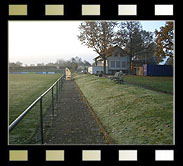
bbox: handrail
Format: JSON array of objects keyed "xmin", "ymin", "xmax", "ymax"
[
  {"xmin": 9, "ymin": 74, "xmax": 65, "ymax": 143},
  {"xmin": 9, "ymin": 96, "xmax": 41, "ymax": 131}
]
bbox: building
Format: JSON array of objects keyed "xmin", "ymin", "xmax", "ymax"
[
  {"xmin": 143, "ymin": 64, "xmax": 173, "ymax": 76},
  {"xmin": 88, "ymin": 46, "xmax": 130, "ymax": 74},
  {"xmin": 131, "ymin": 52, "xmax": 159, "ymax": 76},
  {"xmin": 134, "ymin": 67, "xmax": 144, "ymax": 76}
]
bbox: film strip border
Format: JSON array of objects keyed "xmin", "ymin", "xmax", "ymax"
[
  {"xmin": 8, "ymin": 4, "xmax": 174, "ymax": 16},
  {"xmin": 7, "ymin": 149, "xmax": 175, "ymax": 162},
  {"xmin": 1, "ymin": 0, "xmax": 179, "ymax": 166}
]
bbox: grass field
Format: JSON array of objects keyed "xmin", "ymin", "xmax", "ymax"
[
  {"xmin": 124, "ymin": 75, "xmax": 173, "ymax": 94},
  {"xmin": 9, "ymin": 74, "xmax": 61, "ymax": 144},
  {"xmin": 73, "ymin": 74, "xmax": 174, "ymax": 145}
]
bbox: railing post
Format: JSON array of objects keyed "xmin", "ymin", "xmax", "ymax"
[
  {"xmin": 40, "ymin": 97, "xmax": 44, "ymax": 144},
  {"xmin": 9, "ymin": 76, "xmax": 63, "ymax": 137},
  {"xmin": 52, "ymin": 87, "xmax": 54, "ymax": 116},
  {"xmin": 60, "ymin": 78, "xmax": 62, "ymax": 90},
  {"xmin": 56, "ymin": 82, "xmax": 58, "ymax": 101},
  {"xmin": 59, "ymin": 79, "xmax": 60, "ymax": 93},
  {"xmin": 61, "ymin": 78, "xmax": 63, "ymax": 90}
]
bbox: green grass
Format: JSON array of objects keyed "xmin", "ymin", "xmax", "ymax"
[
  {"xmin": 9, "ymin": 74, "xmax": 61, "ymax": 144},
  {"xmin": 73, "ymin": 74, "xmax": 174, "ymax": 145},
  {"xmin": 124, "ymin": 75, "xmax": 173, "ymax": 94}
]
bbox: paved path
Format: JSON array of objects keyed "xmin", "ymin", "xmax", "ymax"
[{"xmin": 45, "ymin": 80, "xmax": 107, "ymax": 144}]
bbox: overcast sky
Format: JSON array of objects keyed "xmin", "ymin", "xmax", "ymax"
[{"xmin": 8, "ymin": 21, "xmax": 166, "ymax": 66}]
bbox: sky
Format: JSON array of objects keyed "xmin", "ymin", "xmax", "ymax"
[{"xmin": 9, "ymin": 21, "xmax": 167, "ymax": 66}]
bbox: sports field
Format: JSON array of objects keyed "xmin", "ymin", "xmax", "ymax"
[{"xmin": 9, "ymin": 74, "xmax": 61, "ymax": 144}]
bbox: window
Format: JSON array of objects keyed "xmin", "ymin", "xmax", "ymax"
[
  {"xmin": 97, "ymin": 61, "xmax": 102, "ymax": 66},
  {"xmin": 111, "ymin": 61, "xmax": 115, "ymax": 67},
  {"xmin": 116, "ymin": 61, "xmax": 120, "ymax": 68},
  {"xmin": 122, "ymin": 61, "xmax": 126, "ymax": 68}
]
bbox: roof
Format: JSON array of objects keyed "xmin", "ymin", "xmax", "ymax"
[{"xmin": 94, "ymin": 45, "xmax": 130, "ymax": 60}]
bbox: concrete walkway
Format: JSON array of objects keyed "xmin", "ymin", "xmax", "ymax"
[{"xmin": 45, "ymin": 80, "xmax": 107, "ymax": 144}]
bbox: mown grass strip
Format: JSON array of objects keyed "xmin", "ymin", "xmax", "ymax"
[
  {"xmin": 73, "ymin": 74, "xmax": 173, "ymax": 145},
  {"xmin": 74, "ymin": 79, "xmax": 115, "ymax": 144}
]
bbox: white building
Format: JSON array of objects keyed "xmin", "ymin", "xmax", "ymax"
[{"xmin": 88, "ymin": 46, "xmax": 130, "ymax": 74}]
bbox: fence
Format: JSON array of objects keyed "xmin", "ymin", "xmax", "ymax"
[{"xmin": 9, "ymin": 74, "xmax": 65, "ymax": 144}]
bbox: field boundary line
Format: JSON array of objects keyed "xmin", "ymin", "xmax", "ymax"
[{"xmin": 73, "ymin": 79, "xmax": 115, "ymax": 144}]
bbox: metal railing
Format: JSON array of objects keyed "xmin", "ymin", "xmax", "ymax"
[{"xmin": 9, "ymin": 74, "xmax": 65, "ymax": 144}]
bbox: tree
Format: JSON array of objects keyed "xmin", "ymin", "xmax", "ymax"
[
  {"xmin": 115, "ymin": 22, "xmax": 142, "ymax": 70},
  {"xmin": 15, "ymin": 61, "xmax": 23, "ymax": 67},
  {"xmin": 71, "ymin": 63, "xmax": 78, "ymax": 72},
  {"xmin": 155, "ymin": 22, "xmax": 174, "ymax": 63},
  {"xmin": 83, "ymin": 60, "xmax": 91, "ymax": 67},
  {"xmin": 78, "ymin": 21, "xmax": 117, "ymax": 74},
  {"xmin": 69, "ymin": 57, "xmax": 78, "ymax": 72},
  {"xmin": 130, "ymin": 30, "xmax": 158, "ymax": 66},
  {"xmin": 56, "ymin": 59, "xmax": 66, "ymax": 67},
  {"xmin": 116, "ymin": 21, "xmax": 156, "ymax": 70}
]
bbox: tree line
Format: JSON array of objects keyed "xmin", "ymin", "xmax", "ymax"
[
  {"xmin": 55, "ymin": 57, "xmax": 91, "ymax": 71},
  {"xmin": 9, "ymin": 56, "xmax": 91, "ymax": 72},
  {"xmin": 78, "ymin": 21, "xmax": 174, "ymax": 74}
]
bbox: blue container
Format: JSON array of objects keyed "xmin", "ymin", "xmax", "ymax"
[{"xmin": 143, "ymin": 64, "xmax": 173, "ymax": 76}]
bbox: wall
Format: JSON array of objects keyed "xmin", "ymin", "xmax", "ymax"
[
  {"xmin": 135, "ymin": 67, "xmax": 143, "ymax": 76},
  {"xmin": 143, "ymin": 64, "xmax": 173, "ymax": 76},
  {"xmin": 88, "ymin": 66, "xmax": 108, "ymax": 74},
  {"xmin": 108, "ymin": 55, "xmax": 130, "ymax": 71}
]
